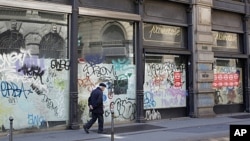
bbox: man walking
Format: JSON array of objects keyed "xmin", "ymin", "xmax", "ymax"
[{"xmin": 83, "ymin": 83, "xmax": 106, "ymax": 134}]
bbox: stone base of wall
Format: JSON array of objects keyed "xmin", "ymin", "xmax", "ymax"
[{"xmin": 197, "ymin": 107, "xmax": 216, "ymax": 118}]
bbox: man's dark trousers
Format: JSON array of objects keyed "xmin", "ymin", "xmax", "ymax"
[{"xmin": 85, "ymin": 112, "xmax": 104, "ymax": 132}]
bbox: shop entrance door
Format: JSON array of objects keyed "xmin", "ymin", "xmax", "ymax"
[{"xmin": 143, "ymin": 53, "xmax": 188, "ymax": 119}]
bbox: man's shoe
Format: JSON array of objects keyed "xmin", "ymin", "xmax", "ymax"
[{"xmin": 83, "ymin": 125, "xmax": 89, "ymax": 134}]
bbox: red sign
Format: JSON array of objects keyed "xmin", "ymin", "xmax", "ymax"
[
  {"xmin": 213, "ymin": 72, "xmax": 240, "ymax": 88},
  {"xmin": 174, "ymin": 72, "xmax": 182, "ymax": 87}
]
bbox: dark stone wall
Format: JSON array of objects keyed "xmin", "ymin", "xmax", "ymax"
[
  {"xmin": 78, "ymin": 0, "xmax": 135, "ymax": 13},
  {"xmin": 143, "ymin": 0, "xmax": 188, "ymax": 25},
  {"xmin": 26, "ymin": 0, "xmax": 70, "ymax": 5}
]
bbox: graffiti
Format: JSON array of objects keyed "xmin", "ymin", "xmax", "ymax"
[
  {"xmin": 8, "ymin": 97, "xmax": 18, "ymax": 104},
  {"xmin": 144, "ymin": 62, "xmax": 186, "ymax": 109},
  {"xmin": 1, "ymin": 81, "xmax": 33, "ymax": 99},
  {"xmin": 147, "ymin": 62, "xmax": 185, "ymax": 77},
  {"xmin": 82, "ymin": 63, "xmax": 116, "ymax": 77},
  {"xmin": 51, "ymin": 59, "xmax": 70, "ymax": 71},
  {"xmin": 42, "ymin": 94, "xmax": 59, "ymax": 116},
  {"xmin": 78, "ymin": 76, "xmax": 95, "ymax": 92},
  {"xmin": 46, "ymin": 68, "xmax": 57, "ymax": 89},
  {"xmin": 161, "ymin": 88, "xmax": 186, "ymax": 106},
  {"xmin": 54, "ymin": 89, "xmax": 66, "ymax": 118},
  {"xmin": 152, "ymin": 75, "xmax": 165, "ymax": 86},
  {"xmin": 30, "ymin": 83, "xmax": 59, "ymax": 116},
  {"xmin": 218, "ymin": 67, "xmax": 236, "ymax": 73},
  {"xmin": 18, "ymin": 64, "xmax": 45, "ymax": 84},
  {"xmin": 112, "ymin": 58, "xmax": 134, "ymax": 71},
  {"xmin": 16, "ymin": 55, "xmax": 45, "ymax": 70},
  {"xmin": 144, "ymin": 91, "xmax": 156, "ymax": 109},
  {"xmin": 78, "ymin": 61, "xmax": 136, "ymax": 123},
  {"xmin": 0, "ymin": 19, "xmax": 69, "ymax": 130},
  {"xmin": 0, "ymin": 50, "xmax": 29, "ymax": 71},
  {"xmin": 146, "ymin": 63, "xmax": 185, "ymax": 88},
  {"xmin": 106, "ymin": 81, "xmax": 114, "ymax": 99},
  {"xmin": 107, "ymin": 98, "xmax": 136, "ymax": 120},
  {"xmin": 1, "ymin": 72, "xmax": 33, "ymax": 84},
  {"xmin": 84, "ymin": 54, "xmax": 105, "ymax": 66},
  {"xmin": 30, "ymin": 83, "xmax": 47, "ymax": 96},
  {"xmin": 28, "ymin": 114, "xmax": 46, "ymax": 127},
  {"xmin": 145, "ymin": 109, "xmax": 161, "ymax": 120}
]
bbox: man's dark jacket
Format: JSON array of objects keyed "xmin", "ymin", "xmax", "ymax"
[{"xmin": 88, "ymin": 87, "xmax": 104, "ymax": 114}]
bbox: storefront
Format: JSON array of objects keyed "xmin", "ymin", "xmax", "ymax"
[
  {"xmin": 0, "ymin": 1, "xmax": 71, "ymax": 130},
  {"xmin": 211, "ymin": 9, "xmax": 246, "ymax": 114},
  {"xmin": 1, "ymin": 0, "xmax": 250, "ymax": 132},
  {"xmin": 142, "ymin": 0, "xmax": 191, "ymax": 119},
  {"xmin": 76, "ymin": 6, "xmax": 141, "ymax": 124}
]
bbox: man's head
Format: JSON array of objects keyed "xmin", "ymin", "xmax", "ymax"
[{"xmin": 99, "ymin": 83, "xmax": 106, "ymax": 91}]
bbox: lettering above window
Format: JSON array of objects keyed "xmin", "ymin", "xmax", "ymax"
[
  {"xmin": 143, "ymin": 23, "xmax": 182, "ymax": 46},
  {"xmin": 212, "ymin": 31, "xmax": 239, "ymax": 49}
]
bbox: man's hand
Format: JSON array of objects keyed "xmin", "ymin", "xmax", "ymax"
[{"xmin": 89, "ymin": 105, "xmax": 93, "ymax": 110}]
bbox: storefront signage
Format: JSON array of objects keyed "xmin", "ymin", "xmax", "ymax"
[
  {"xmin": 212, "ymin": 31, "xmax": 238, "ymax": 49},
  {"xmin": 212, "ymin": 73, "xmax": 239, "ymax": 88},
  {"xmin": 212, "ymin": 65, "xmax": 243, "ymax": 104},
  {"xmin": 198, "ymin": 71, "xmax": 213, "ymax": 81},
  {"xmin": 143, "ymin": 23, "xmax": 182, "ymax": 44}
]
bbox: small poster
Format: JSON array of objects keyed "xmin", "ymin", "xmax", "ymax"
[{"xmin": 174, "ymin": 71, "xmax": 182, "ymax": 87}]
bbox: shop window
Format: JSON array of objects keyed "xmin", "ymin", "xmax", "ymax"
[
  {"xmin": 212, "ymin": 31, "xmax": 242, "ymax": 52},
  {"xmin": 144, "ymin": 54, "xmax": 187, "ymax": 109},
  {"xmin": 0, "ymin": 6, "xmax": 69, "ymax": 130},
  {"xmin": 78, "ymin": 17, "xmax": 133, "ymax": 64},
  {"xmin": 0, "ymin": 8, "xmax": 68, "ymax": 58},
  {"xmin": 0, "ymin": 22, "xmax": 25, "ymax": 53},
  {"xmin": 39, "ymin": 25, "xmax": 65, "ymax": 58},
  {"xmin": 143, "ymin": 23, "xmax": 186, "ymax": 48},
  {"xmin": 78, "ymin": 16, "xmax": 136, "ymax": 123},
  {"xmin": 212, "ymin": 58, "xmax": 243, "ymax": 105}
]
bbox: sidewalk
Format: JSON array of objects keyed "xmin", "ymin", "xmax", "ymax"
[{"xmin": 1, "ymin": 113, "xmax": 250, "ymax": 141}]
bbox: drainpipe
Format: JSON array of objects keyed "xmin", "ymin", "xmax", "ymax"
[
  {"xmin": 69, "ymin": 0, "xmax": 80, "ymax": 129},
  {"xmin": 244, "ymin": 0, "xmax": 250, "ymax": 112},
  {"xmin": 135, "ymin": 0, "xmax": 145, "ymax": 123},
  {"xmin": 187, "ymin": 0, "xmax": 197, "ymax": 117}
]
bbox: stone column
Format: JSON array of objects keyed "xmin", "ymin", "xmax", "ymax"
[{"xmin": 193, "ymin": 0, "xmax": 215, "ymax": 117}]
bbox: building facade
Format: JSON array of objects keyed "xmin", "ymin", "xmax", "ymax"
[{"xmin": 0, "ymin": 0, "xmax": 249, "ymax": 131}]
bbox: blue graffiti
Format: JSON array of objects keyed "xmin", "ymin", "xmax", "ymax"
[
  {"xmin": 144, "ymin": 91, "xmax": 156, "ymax": 108},
  {"xmin": 28, "ymin": 114, "xmax": 46, "ymax": 127},
  {"xmin": 84, "ymin": 54, "xmax": 105, "ymax": 66},
  {"xmin": 1, "ymin": 81, "xmax": 33, "ymax": 99},
  {"xmin": 111, "ymin": 58, "xmax": 134, "ymax": 71}
]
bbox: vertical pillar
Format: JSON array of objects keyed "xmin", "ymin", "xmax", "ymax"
[
  {"xmin": 243, "ymin": 0, "xmax": 250, "ymax": 112},
  {"xmin": 193, "ymin": 0, "xmax": 215, "ymax": 117},
  {"xmin": 135, "ymin": 0, "xmax": 145, "ymax": 123},
  {"xmin": 187, "ymin": 3, "xmax": 196, "ymax": 117},
  {"xmin": 69, "ymin": 0, "xmax": 80, "ymax": 129}
]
